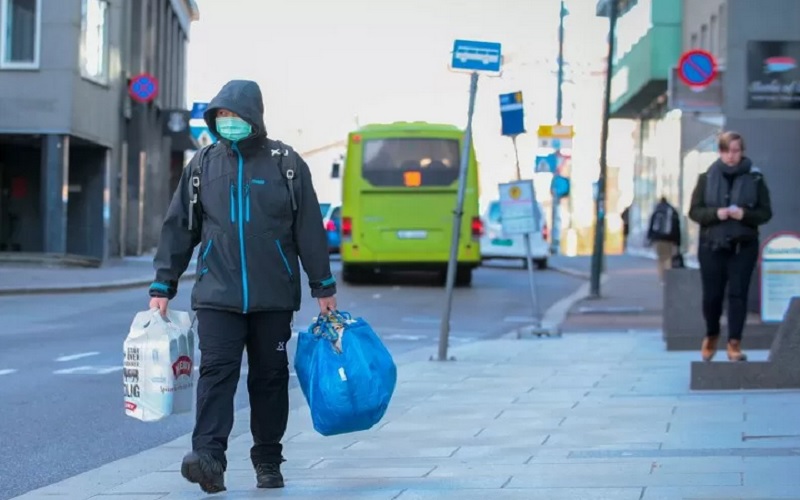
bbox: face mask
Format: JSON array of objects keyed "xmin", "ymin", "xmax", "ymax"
[{"xmin": 216, "ymin": 116, "xmax": 252, "ymax": 142}]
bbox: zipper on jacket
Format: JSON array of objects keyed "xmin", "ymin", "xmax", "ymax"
[
  {"xmin": 200, "ymin": 239, "xmax": 213, "ymax": 278},
  {"xmin": 245, "ymin": 181, "xmax": 251, "ymax": 223},
  {"xmin": 233, "ymin": 143, "xmax": 249, "ymax": 313},
  {"xmin": 229, "ymin": 183, "xmax": 236, "ymax": 223},
  {"xmin": 275, "ymin": 240, "xmax": 293, "ymax": 280}
]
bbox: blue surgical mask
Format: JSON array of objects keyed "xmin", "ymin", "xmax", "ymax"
[{"xmin": 216, "ymin": 116, "xmax": 252, "ymax": 142}]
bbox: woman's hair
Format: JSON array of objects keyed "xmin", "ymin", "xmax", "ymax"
[{"xmin": 718, "ymin": 131, "xmax": 745, "ymax": 152}]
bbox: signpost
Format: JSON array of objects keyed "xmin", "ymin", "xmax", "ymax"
[
  {"xmin": 677, "ymin": 49, "xmax": 718, "ymax": 89},
  {"xmin": 128, "ymin": 73, "xmax": 159, "ymax": 104},
  {"xmin": 760, "ymin": 232, "xmax": 800, "ymax": 323},
  {"xmin": 537, "ymin": 124, "xmax": 574, "ymax": 254},
  {"xmin": 437, "ymin": 39, "xmax": 502, "ymax": 362}
]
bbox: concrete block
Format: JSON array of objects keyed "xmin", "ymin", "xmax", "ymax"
[
  {"xmin": 691, "ymin": 298, "xmax": 800, "ymax": 390},
  {"xmin": 663, "ymin": 268, "xmax": 777, "ymax": 351}
]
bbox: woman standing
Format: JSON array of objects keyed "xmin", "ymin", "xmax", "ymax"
[{"xmin": 688, "ymin": 131, "xmax": 772, "ymax": 362}]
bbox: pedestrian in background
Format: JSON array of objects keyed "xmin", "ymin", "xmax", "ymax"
[
  {"xmin": 646, "ymin": 196, "xmax": 681, "ymax": 282},
  {"xmin": 148, "ymin": 80, "xmax": 337, "ymax": 493},
  {"xmin": 688, "ymin": 131, "xmax": 772, "ymax": 362}
]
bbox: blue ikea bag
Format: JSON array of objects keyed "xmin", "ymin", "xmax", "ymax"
[{"xmin": 294, "ymin": 310, "xmax": 397, "ymax": 436}]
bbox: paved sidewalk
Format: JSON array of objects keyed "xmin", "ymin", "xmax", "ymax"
[
  {"xmin": 0, "ymin": 253, "xmax": 196, "ymax": 295},
  {"xmin": 15, "ymin": 329, "xmax": 800, "ymax": 499}
]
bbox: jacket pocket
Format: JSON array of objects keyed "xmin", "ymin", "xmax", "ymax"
[
  {"xmin": 275, "ymin": 240, "xmax": 293, "ymax": 281},
  {"xmin": 198, "ymin": 239, "xmax": 213, "ymax": 280}
]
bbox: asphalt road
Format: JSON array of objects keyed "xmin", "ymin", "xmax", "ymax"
[{"xmin": 0, "ymin": 259, "xmax": 582, "ymax": 499}]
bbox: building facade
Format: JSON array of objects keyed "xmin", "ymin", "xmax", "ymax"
[
  {"xmin": 599, "ymin": 0, "xmax": 800, "ymax": 257},
  {"xmin": 0, "ymin": 0, "xmax": 198, "ymax": 262}
]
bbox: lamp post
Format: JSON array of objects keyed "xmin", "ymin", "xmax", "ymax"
[{"xmin": 590, "ymin": 0, "xmax": 619, "ymax": 297}]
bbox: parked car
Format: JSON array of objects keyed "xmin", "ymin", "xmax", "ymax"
[
  {"xmin": 321, "ymin": 204, "xmax": 341, "ymax": 254},
  {"xmin": 479, "ymin": 199, "xmax": 549, "ymax": 269}
]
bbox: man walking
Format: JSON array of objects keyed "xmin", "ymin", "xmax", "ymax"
[
  {"xmin": 647, "ymin": 196, "xmax": 682, "ymax": 282},
  {"xmin": 148, "ymin": 80, "xmax": 337, "ymax": 493}
]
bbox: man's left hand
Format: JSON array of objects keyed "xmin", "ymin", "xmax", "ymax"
[
  {"xmin": 318, "ymin": 296, "xmax": 337, "ymax": 315},
  {"xmin": 729, "ymin": 207, "xmax": 744, "ymax": 220}
]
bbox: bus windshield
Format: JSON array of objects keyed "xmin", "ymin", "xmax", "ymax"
[{"xmin": 361, "ymin": 138, "xmax": 460, "ymax": 187}]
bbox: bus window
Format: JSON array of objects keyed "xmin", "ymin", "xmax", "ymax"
[{"xmin": 361, "ymin": 138, "xmax": 460, "ymax": 187}]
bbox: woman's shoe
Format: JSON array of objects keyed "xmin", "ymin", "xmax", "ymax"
[
  {"xmin": 727, "ymin": 339, "xmax": 748, "ymax": 362},
  {"xmin": 701, "ymin": 335, "xmax": 719, "ymax": 361}
]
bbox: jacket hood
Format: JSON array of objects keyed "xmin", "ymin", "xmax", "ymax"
[{"xmin": 204, "ymin": 80, "xmax": 267, "ymax": 142}]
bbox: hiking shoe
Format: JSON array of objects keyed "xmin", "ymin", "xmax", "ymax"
[
  {"xmin": 255, "ymin": 462, "xmax": 285, "ymax": 488},
  {"xmin": 701, "ymin": 335, "xmax": 719, "ymax": 361},
  {"xmin": 181, "ymin": 451, "xmax": 226, "ymax": 494},
  {"xmin": 727, "ymin": 339, "xmax": 748, "ymax": 362}
]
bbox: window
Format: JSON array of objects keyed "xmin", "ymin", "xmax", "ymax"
[
  {"xmin": 0, "ymin": 0, "xmax": 41, "ymax": 69},
  {"xmin": 709, "ymin": 15, "xmax": 717, "ymax": 55},
  {"xmin": 700, "ymin": 24, "xmax": 708, "ymax": 50},
  {"xmin": 690, "ymin": 33, "xmax": 698, "ymax": 49},
  {"xmin": 361, "ymin": 138, "xmax": 461, "ymax": 187},
  {"xmin": 81, "ymin": 0, "xmax": 109, "ymax": 82}
]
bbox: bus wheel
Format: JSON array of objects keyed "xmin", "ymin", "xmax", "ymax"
[
  {"xmin": 342, "ymin": 264, "xmax": 366, "ymax": 284},
  {"xmin": 455, "ymin": 267, "xmax": 472, "ymax": 287}
]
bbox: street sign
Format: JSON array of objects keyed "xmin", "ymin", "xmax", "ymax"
[
  {"xmin": 498, "ymin": 180, "xmax": 538, "ymax": 235},
  {"xmin": 451, "ymin": 39, "xmax": 502, "ymax": 73},
  {"xmin": 128, "ymin": 73, "xmax": 159, "ymax": 103},
  {"xmin": 668, "ymin": 67, "xmax": 724, "ymax": 113},
  {"xmin": 760, "ymin": 232, "xmax": 800, "ymax": 323},
  {"xmin": 190, "ymin": 102, "xmax": 209, "ymax": 119},
  {"xmin": 537, "ymin": 124, "xmax": 574, "ymax": 149},
  {"xmin": 535, "ymin": 153, "xmax": 558, "ymax": 173},
  {"xmin": 551, "ymin": 175, "xmax": 570, "ymax": 198},
  {"xmin": 499, "ymin": 91, "xmax": 525, "ymax": 136},
  {"xmin": 677, "ymin": 49, "xmax": 717, "ymax": 88}
]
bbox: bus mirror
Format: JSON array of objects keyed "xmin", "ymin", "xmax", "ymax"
[{"xmin": 331, "ymin": 162, "xmax": 340, "ymax": 179}]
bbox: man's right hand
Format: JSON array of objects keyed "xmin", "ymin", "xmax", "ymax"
[
  {"xmin": 716, "ymin": 208, "xmax": 730, "ymax": 220},
  {"xmin": 149, "ymin": 297, "xmax": 169, "ymax": 317}
]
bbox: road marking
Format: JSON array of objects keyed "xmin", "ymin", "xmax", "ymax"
[
  {"xmin": 53, "ymin": 365, "xmax": 122, "ymax": 375},
  {"xmin": 55, "ymin": 352, "xmax": 100, "ymax": 362},
  {"xmin": 372, "ymin": 293, "xmax": 382, "ymax": 299},
  {"xmin": 0, "ymin": 369, "xmax": 16, "ymax": 376}
]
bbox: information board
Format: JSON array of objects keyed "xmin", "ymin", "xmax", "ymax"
[
  {"xmin": 760, "ymin": 232, "xmax": 800, "ymax": 323},
  {"xmin": 498, "ymin": 180, "xmax": 538, "ymax": 236}
]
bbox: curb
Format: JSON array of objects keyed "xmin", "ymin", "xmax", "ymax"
[
  {"xmin": 548, "ymin": 264, "xmax": 591, "ymax": 280},
  {"xmin": 0, "ymin": 272, "xmax": 197, "ymax": 296}
]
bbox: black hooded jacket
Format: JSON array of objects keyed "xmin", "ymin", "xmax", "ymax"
[{"xmin": 149, "ymin": 80, "xmax": 336, "ymax": 313}]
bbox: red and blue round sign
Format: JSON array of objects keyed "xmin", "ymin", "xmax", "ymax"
[
  {"xmin": 677, "ymin": 49, "xmax": 717, "ymax": 88},
  {"xmin": 128, "ymin": 73, "xmax": 159, "ymax": 103}
]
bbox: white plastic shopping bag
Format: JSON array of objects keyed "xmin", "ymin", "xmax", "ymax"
[{"xmin": 123, "ymin": 308, "xmax": 195, "ymax": 422}]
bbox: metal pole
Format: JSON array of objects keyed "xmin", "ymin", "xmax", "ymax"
[
  {"xmin": 590, "ymin": 0, "xmax": 618, "ymax": 297},
  {"xmin": 120, "ymin": 141, "xmax": 128, "ymax": 256},
  {"xmin": 438, "ymin": 71, "xmax": 479, "ymax": 362},
  {"xmin": 551, "ymin": 0, "xmax": 566, "ymax": 256},
  {"xmin": 512, "ymin": 136, "xmax": 542, "ymax": 326},
  {"xmin": 137, "ymin": 151, "xmax": 146, "ymax": 256}
]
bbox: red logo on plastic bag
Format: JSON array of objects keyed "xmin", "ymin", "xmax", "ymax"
[
  {"xmin": 172, "ymin": 355, "xmax": 193, "ymax": 377},
  {"xmin": 125, "ymin": 401, "xmax": 137, "ymax": 411}
]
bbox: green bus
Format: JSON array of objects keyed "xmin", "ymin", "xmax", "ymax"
[{"xmin": 339, "ymin": 121, "xmax": 482, "ymax": 286}]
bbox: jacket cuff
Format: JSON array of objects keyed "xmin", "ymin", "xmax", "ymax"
[
  {"xmin": 149, "ymin": 281, "xmax": 177, "ymax": 300},
  {"xmin": 309, "ymin": 275, "xmax": 337, "ymax": 298}
]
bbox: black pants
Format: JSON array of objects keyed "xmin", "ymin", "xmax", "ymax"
[
  {"xmin": 193, "ymin": 309, "xmax": 293, "ymax": 469},
  {"xmin": 698, "ymin": 240, "xmax": 759, "ymax": 341}
]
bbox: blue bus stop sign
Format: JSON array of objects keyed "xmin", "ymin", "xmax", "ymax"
[{"xmin": 451, "ymin": 39, "xmax": 502, "ymax": 73}]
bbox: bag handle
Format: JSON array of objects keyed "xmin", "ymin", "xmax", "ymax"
[{"xmin": 311, "ymin": 310, "xmax": 352, "ymax": 342}]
